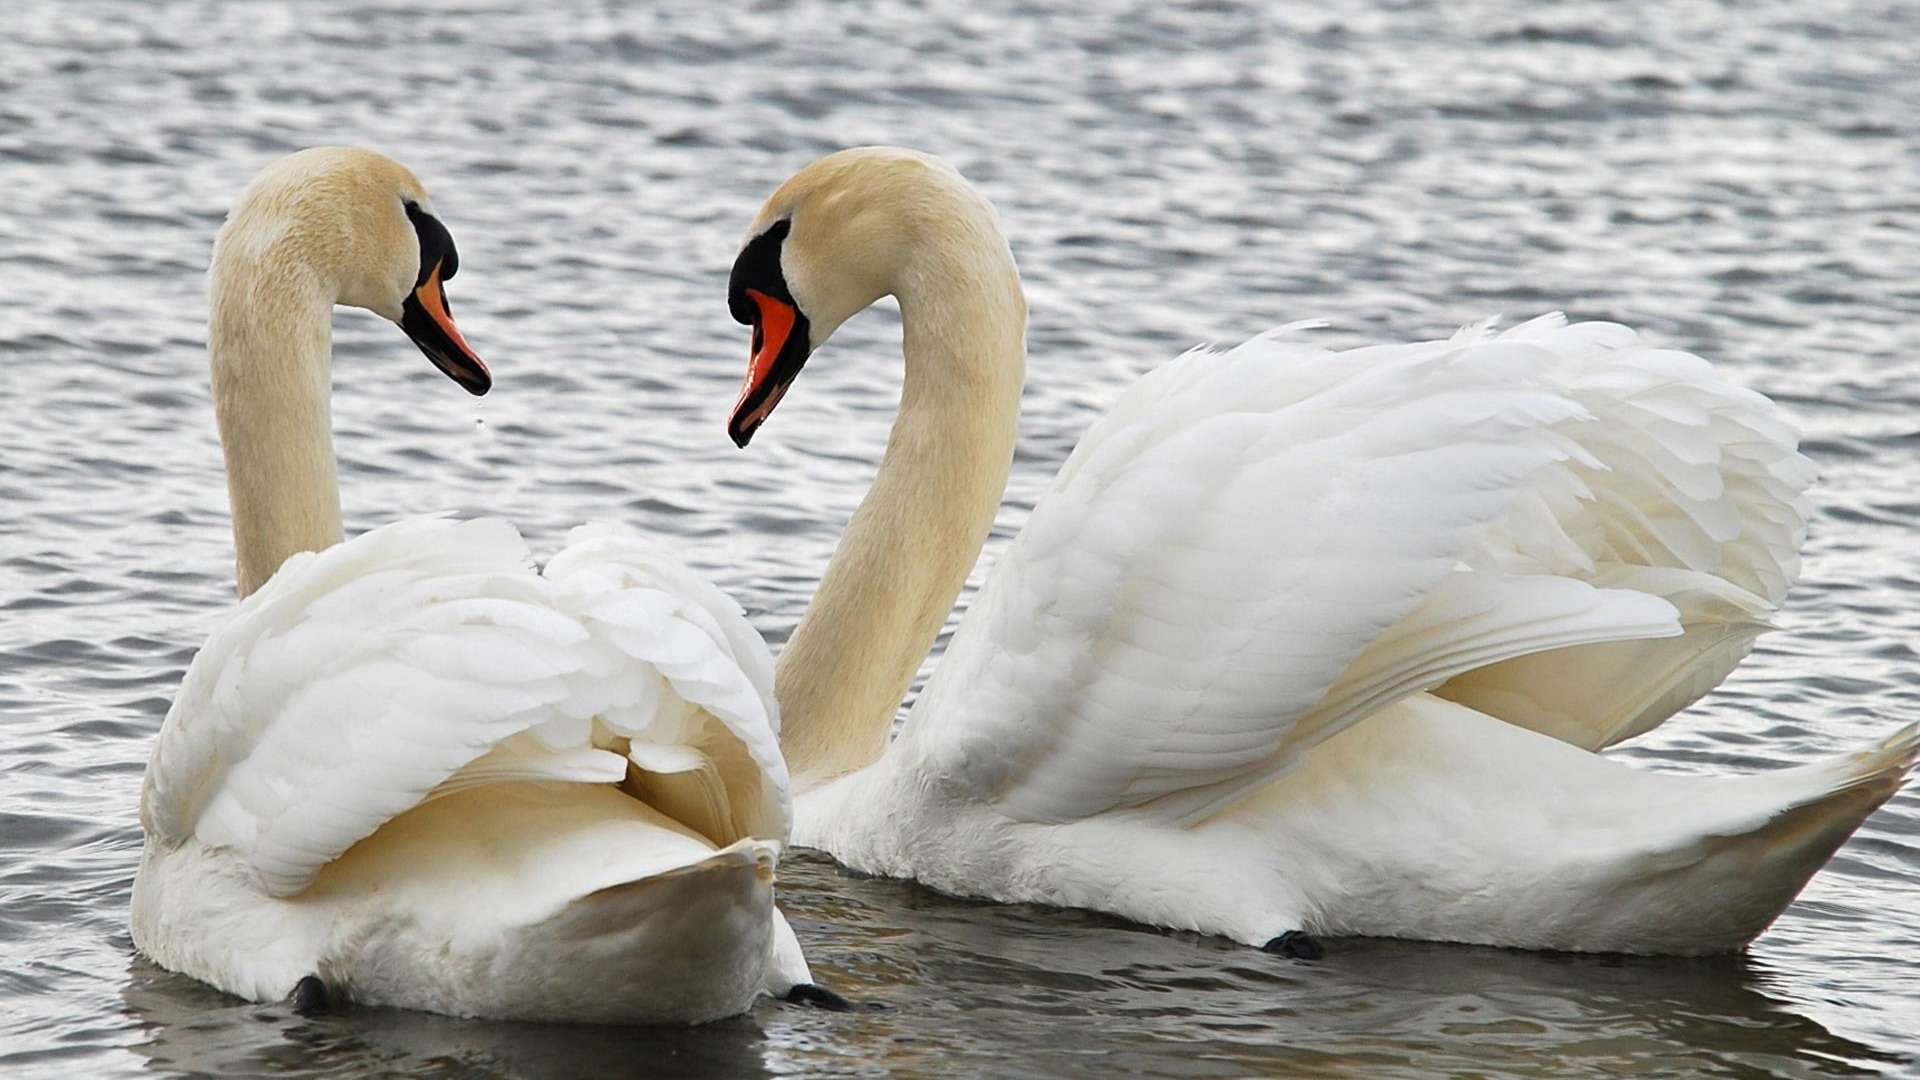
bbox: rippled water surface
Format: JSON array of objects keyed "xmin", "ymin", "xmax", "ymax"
[{"xmin": 3, "ymin": 0, "xmax": 1918, "ymax": 1076}]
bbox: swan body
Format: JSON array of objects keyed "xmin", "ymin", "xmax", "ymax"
[
  {"xmin": 726, "ymin": 147, "xmax": 1918, "ymax": 955},
  {"xmin": 132, "ymin": 148, "xmax": 808, "ymax": 1023}
]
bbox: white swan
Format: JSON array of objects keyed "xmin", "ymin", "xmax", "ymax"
[
  {"xmin": 723, "ymin": 146, "xmax": 1918, "ymax": 956},
  {"xmin": 131, "ymin": 147, "xmax": 826, "ymax": 1023}
]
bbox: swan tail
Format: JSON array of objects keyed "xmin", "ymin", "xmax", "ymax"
[
  {"xmin": 524, "ymin": 841, "xmax": 778, "ymax": 1024},
  {"xmin": 1708, "ymin": 721, "xmax": 1917, "ymax": 851},
  {"xmin": 1287, "ymin": 700, "xmax": 1913, "ymax": 955},
  {"xmin": 1611, "ymin": 723, "xmax": 1917, "ymax": 953},
  {"xmin": 541, "ymin": 840, "xmax": 776, "ymax": 947},
  {"xmin": 432, "ymin": 839, "xmax": 780, "ymax": 1025},
  {"xmin": 1680, "ymin": 722, "xmax": 1916, "ymax": 851}
]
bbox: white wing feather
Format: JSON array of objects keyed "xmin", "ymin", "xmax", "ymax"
[
  {"xmin": 906, "ymin": 317, "xmax": 1809, "ymax": 825},
  {"xmin": 1432, "ymin": 314, "xmax": 1813, "ymax": 749},
  {"xmin": 143, "ymin": 515, "xmax": 785, "ymax": 898},
  {"xmin": 543, "ymin": 523, "xmax": 789, "ymax": 846}
]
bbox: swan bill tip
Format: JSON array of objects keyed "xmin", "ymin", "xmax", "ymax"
[{"xmin": 729, "ymin": 416, "xmax": 759, "ymax": 448}]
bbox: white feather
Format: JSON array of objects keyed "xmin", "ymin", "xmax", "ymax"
[
  {"xmin": 136, "ymin": 149, "xmax": 811, "ymax": 1025},
  {"xmin": 762, "ymin": 149, "xmax": 1911, "ymax": 959},
  {"xmin": 805, "ymin": 315, "xmax": 1913, "ymax": 955},
  {"xmin": 135, "ymin": 516, "xmax": 795, "ymax": 1023}
]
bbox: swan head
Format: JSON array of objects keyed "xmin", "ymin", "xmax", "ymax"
[
  {"xmin": 726, "ymin": 146, "xmax": 999, "ymax": 446},
  {"xmin": 215, "ymin": 146, "xmax": 490, "ymax": 395}
]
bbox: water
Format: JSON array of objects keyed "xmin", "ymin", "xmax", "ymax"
[{"xmin": 2, "ymin": 0, "xmax": 1916, "ymax": 1075}]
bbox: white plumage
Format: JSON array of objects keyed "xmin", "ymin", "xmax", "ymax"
[
  {"xmin": 132, "ymin": 148, "xmax": 808, "ymax": 1024},
  {"xmin": 733, "ymin": 148, "xmax": 1917, "ymax": 956},
  {"xmin": 136, "ymin": 515, "xmax": 796, "ymax": 1021}
]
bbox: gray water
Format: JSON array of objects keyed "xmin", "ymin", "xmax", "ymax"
[{"xmin": 2, "ymin": 0, "xmax": 1917, "ymax": 1076}]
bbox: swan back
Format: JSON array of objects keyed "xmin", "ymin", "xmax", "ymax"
[{"xmin": 143, "ymin": 515, "xmax": 789, "ymax": 900}]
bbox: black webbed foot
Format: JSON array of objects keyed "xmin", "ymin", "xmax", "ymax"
[
  {"xmin": 289, "ymin": 974, "xmax": 332, "ymax": 1015},
  {"xmin": 1261, "ymin": 930, "xmax": 1324, "ymax": 961},
  {"xmin": 784, "ymin": 983, "xmax": 854, "ymax": 1011}
]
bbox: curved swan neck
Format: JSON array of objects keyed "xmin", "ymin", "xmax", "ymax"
[
  {"xmin": 777, "ymin": 222, "xmax": 1027, "ymax": 792},
  {"xmin": 208, "ymin": 248, "xmax": 343, "ymax": 599}
]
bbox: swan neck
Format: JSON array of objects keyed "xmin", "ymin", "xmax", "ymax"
[
  {"xmin": 778, "ymin": 238, "xmax": 1026, "ymax": 791},
  {"xmin": 208, "ymin": 255, "xmax": 343, "ymax": 598}
]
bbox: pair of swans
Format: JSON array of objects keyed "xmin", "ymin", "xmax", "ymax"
[{"xmin": 135, "ymin": 146, "xmax": 1916, "ymax": 1024}]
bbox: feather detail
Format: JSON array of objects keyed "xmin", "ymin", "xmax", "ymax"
[
  {"xmin": 903, "ymin": 318, "xmax": 1813, "ymax": 825},
  {"xmin": 144, "ymin": 515, "xmax": 787, "ymax": 899}
]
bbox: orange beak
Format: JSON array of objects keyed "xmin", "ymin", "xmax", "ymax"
[
  {"xmin": 729, "ymin": 288, "xmax": 810, "ymax": 447},
  {"xmin": 401, "ymin": 259, "xmax": 490, "ymax": 395}
]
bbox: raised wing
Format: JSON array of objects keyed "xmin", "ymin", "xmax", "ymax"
[
  {"xmin": 540, "ymin": 522, "xmax": 788, "ymax": 846},
  {"xmin": 1430, "ymin": 316, "xmax": 1813, "ymax": 749},
  {"xmin": 143, "ymin": 515, "xmax": 785, "ymax": 898},
  {"xmin": 907, "ymin": 317, "xmax": 1804, "ymax": 826}
]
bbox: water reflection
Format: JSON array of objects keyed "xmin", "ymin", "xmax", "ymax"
[
  {"xmin": 119, "ymin": 851, "xmax": 1900, "ymax": 1080},
  {"xmin": 776, "ymin": 852, "xmax": 1905, "ymax": 1079},
  {"xmin": 9, "ymin": 0, "xmax": 1920, "ymax": 1074},
  {"xmin": 123, "ymin": 959, "xmax": 778, "ymax": 1080}
]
